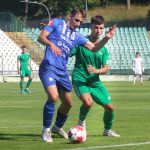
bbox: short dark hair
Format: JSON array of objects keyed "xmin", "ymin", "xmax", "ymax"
[
  {"xmin": 21, "ymin": 45, "xmax": 26, "ymax": 49},
  {"xmin": 71, "ymin": 9, "xmax": 86, "ymax": 20},
  {"xmin": 91, "ymin": 15, "xmax": 105, "ymax": 25},
  {"xmin": 136, "ymin": 52, "xmax": 140, "ymax": 55}
]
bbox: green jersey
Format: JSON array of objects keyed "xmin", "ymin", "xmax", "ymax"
[
  {"xmin": 71, "ymin": 46, "xmax": 109, "ymax": 86},
  {"xmin": 18, "ymin": 53, "xmax": 30, "ymax": 70}
]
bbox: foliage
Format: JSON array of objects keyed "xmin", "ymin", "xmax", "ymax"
[{"xmin": 0, "ymin": 0, "xmax": 150, "ymax": 19}]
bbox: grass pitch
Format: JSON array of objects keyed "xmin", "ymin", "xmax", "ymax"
[{"xmin": 0, "ymin": 81, "xmax": 150, "ymax": 150}]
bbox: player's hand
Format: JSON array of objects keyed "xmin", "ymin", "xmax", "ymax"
[
  {"xmin": 133, "ymin": 68, "xmax": 135, "ymax": 72},
  {"xmin": 50, "ymin": 43, "xmax": 61, "ymax": 55},
  {"xmin": 105, "ymin": 25, "xmax": 116, "ymax": 39},
  {"xmin": 87, "ymin": 65, "xmax": 98, "ymax": 74}
]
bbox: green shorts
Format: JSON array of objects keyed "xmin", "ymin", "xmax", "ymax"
[
  {"xmin": 20, "ymin": 68, "xmax": 32, "ymax": 78},
  {"xmin": 73, "ymin": 81, "xmax": 112, "ymax": 105}
]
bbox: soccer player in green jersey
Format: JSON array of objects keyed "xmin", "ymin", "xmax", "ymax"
[
  {"xmin": 17, "ymin": 45, "xmax": 33, "ymax": 94},
  {"xmin": 70, "ymin": 15, "xmax": 120, "ymax": 137}
]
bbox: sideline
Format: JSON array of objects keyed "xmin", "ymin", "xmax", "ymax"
[{"xmin": 62, "ymin": 141, "xmax": 150, "ymax": 150}]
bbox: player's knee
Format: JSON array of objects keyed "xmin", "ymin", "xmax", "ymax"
[
  {"xmin": 105, "ymin": 104, "xmax": 114, "ymax": 112},
  {"xmin": 66, "ymin": 101, "xmax": 73, "ymax": 109},
  {"xmin": 84, "ymin": 99, "xmax": 93, "ymax": 108},
  {"xmin": 48, "ymin": 94, "xmax": 58, "ymax": 102},
  {"xmin": 29, "ymin": 77, "xmax": 33, "ymax": 81}
]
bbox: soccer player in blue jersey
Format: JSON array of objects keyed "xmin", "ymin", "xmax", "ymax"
[
  {"xmin": 38, "ymin": 9, "xmax": 116, "ymax": 142},
  {"xmin": 71, "ymin": 15, "xmax": 120, "ymax": 137}
]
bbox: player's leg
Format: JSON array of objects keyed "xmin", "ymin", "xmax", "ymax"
[
  {"xmin": 140, "ymin": 74, "xmax": 143, "ymax": 86},
  {"xmin": 25, "ymin": 69, "xmax": 33, "ymax": 93},
  {"xmin": 51, "ymin": 73, "xmax": 73, "ymax": 139},
  {"xmin": 133, "ymin": 74, "xmax": 136, "ymax": 85},
  {"xmin": 78, "ymin": 93, "xmax": 93, "ymax": 128},
  {"xmin": 73, "ymin": 83, "xmax": 93, "ymax": 128},
  {"xmin": 102, "ymin": 104, "xmax": 119, "ymax": 137},
  {"xmin": 51, "ymin": 91, "xmax": 72, "ymax": 139},
  {"xmin": 20, "ymin": 77, "xmax": 25, "ymax": 94},
  {"xmin": 42, "ymin": 85, "xmax": 58, "ymax": 142},
  {"xmin": 91, "ymin": 85, "xmax": 120, "ymax": 137},
  {"xmin": 39, "ymin": 70, "xmax": 58, "ymax": 142},
  {"xmin": 20, "ymin": 70, "xmax": 25, "ymax": 94}
]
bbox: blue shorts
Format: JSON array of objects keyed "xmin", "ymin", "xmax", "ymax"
[{"xmin": 39, "ymin": 64, "xmax": 72, "ymax": 92}]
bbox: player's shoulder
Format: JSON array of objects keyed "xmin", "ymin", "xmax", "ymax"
[
  {"xmin": 18, "ymin": 53, "xmax": 22, "ymax": 58},
  {"xmin": 24, "ymin": 52, "xmax": 30, "ymax": 57},
  {"xmin": 47, "ymin": 18, "xmax": 64, "ymax": 26}
]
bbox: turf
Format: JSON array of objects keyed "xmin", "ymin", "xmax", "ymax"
[{"xmin": 0, "ymin": 81, "xmax": 150, "ymax": 150}]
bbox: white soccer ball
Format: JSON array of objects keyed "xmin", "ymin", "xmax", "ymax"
[{"xmin": 68, "ymin": 125, "xmax": 86, "ymax": 143}]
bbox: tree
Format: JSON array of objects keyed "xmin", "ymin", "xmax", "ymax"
[{"xmin": 127, "ymin": 0, "xmax": 131, "ymax": 10}]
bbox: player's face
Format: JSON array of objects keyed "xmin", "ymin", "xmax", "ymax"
[
  {"xmin": 91, "ymin": 24, "xmax": 104, "ymax": 39},
  {"xmin": 22, "ymin": 48, "xmax": 28, "ymax": 53},
  {"xmin": 69, "ymin": 13, "xmax": 85, "ymax": 29}
]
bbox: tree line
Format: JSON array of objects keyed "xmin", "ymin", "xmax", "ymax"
[{"xmin": 0, "ymin": 0, "xmax": 150, "ymax": 20}]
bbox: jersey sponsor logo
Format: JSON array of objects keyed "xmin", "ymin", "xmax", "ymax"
[
  {"xmin": 47, "ymin": 19, "xmax": 55, "ymax": 26},
  {"xmin": 108, "ymin": 96, "xmax": 111, "ymax": 100},
  {"xmin": 60, "ymin": 34, "xmax": 73, "ymax": 45},
  {"xmin": 99, "ymin": 52, "xmax": 103, "ymax": 55},
  {"xmin": 49, "ymin": 77, "xmax": 53, "ymax": 81}
]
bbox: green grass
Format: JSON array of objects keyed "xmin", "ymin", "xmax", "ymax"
[{"xmin": 0, "ymin": 81, "xmax": 150, "ymax": 150}]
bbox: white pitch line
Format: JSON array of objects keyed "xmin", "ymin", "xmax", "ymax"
[
  {"xmin": 0, "ymin": 106, "xmax": 32, "ymax": 108},
  {"xmin": 62, "ymin": 141, "xmax": 150, "ymax": 150}
]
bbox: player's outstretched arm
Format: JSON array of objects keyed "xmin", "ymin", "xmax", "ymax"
[
  {"xmin": 84, "ymin": 25, "xmax": 116, "ymax": 51},
  {"xmin": 38, "ymin": 30, "xmax": 61, "ymax": 55}
]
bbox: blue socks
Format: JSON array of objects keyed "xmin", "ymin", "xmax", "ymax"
[
  {"xmin": 43, "ymin": 100, "xmax": 55, "ymax": 128},
  {"xmin": 43, "ymin": 100, "xmax": 68, "ymax": 129},
  {"xmin": 55, "ymin": 109, "xmax": 68, "ymax": 128}
]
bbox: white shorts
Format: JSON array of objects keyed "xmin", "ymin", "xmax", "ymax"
[{"xmin": 134, "ymin": 69, "xmax": 142, "ymax": 75}]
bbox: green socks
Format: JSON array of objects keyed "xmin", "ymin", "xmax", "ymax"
[
  {"xmin": 79, "ymin": 104, "xmax": 90, "ymax": 121},
  {"xmin": 20, "ymin": 80, "xmax": 24, "ymax": 91},
  {"xmin": 103, "ymin": 111, "xmax": 114, "ymax": 130},
  {"xmin": 26, "ymin": 79, "xmax": 32, "ymax": 88}
]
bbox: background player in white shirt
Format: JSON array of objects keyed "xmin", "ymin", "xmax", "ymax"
[{"xmin": 132, "ymin": 52, "xmax": 144, "ymax": 85}]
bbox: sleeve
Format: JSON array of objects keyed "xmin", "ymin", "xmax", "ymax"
[
  {"xmin": 102, "ymin": 47, "xmax": 110, "ymax": 65},
  {"xmin": 17, "ymin": 55, "xmax": 20, "ymax": 60},
  {"xmin": 75, "ymin": 33, "xmax": 89, "ymax": 46},
  {"xmin": 69, "ymin": 46, "xmax": 78, "ymax": 57},
  {"xmin": 43, "ymin": 19, "xmax": 57, "ymax": 33}
]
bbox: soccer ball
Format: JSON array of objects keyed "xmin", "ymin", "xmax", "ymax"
[{"xmin": 68, "ymin": 125, "xmax": 86, "ymax": 144}]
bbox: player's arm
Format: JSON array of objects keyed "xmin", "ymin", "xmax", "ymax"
[
  {"xmin": 38, "ymin": 30, "xmax": 61, "ymax": 55},
  {"xmin": 88, "ymin": 64, "xmax": 109, "ymax": 75},
  {"xmin": 142, "ymin": 59, "xmax": 144, "ymax": 72},
  {"xmin": 84, "ymin": 26, "xmax": 116, "ymax": 51},
  {"xmin": 28, "ymin": 57, "xmax": 33, "ymax": 71},
  {"xmin": 17, "ymin": 58, "xmax": 20, "ymax": 74},
  {"xmin": 132, "ymin": 59, "xmax": 135, "ymax": 71}
]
